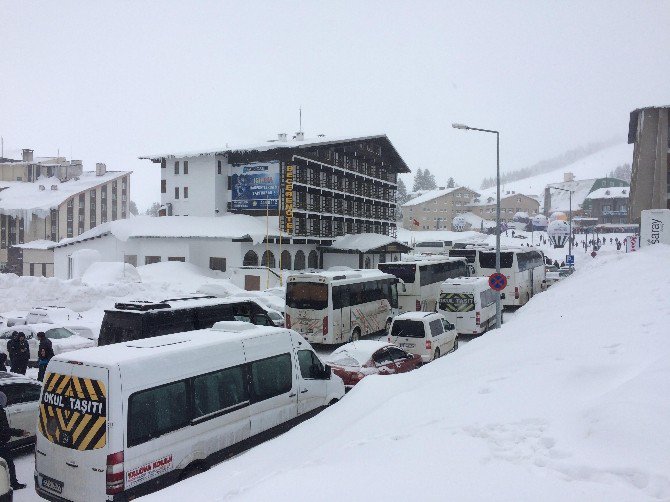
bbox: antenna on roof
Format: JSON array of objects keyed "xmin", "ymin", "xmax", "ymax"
[{"xmin": 299, "ymin": 106, "xmax": 302, "ymax": 133}]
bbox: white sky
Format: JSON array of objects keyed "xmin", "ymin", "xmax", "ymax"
[{"xmin": 1, "ymin": 1, "xmax": 668, "ymax": 211}]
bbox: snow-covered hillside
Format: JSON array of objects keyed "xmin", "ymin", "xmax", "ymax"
[{"xmin": 143, "ymin": 244, "xmax": 670, "ymax": 502}]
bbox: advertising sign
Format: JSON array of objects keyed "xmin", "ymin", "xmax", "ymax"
[
  {"xmin": 284, "ymin": 164, "xmax": 294, "ymax": 233},
  {"xmin": 640, "ymin": 209, "xmax": 670, "ymax": 246},
  {"xmin": 230, "ymin": 161, "xmax": 280, "ymax": 210}
]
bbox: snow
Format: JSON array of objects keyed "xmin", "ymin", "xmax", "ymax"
[
  {"xmin": 325, "ymin": 233, "xmax": 405, "ymax": 252},
  {"xmin": 11, "ymin": 239, "xmax": 57, "ymax": 250},
  {"xmin": 137, "ymin": 261, "xmax": 238, "ymax": 293},
  {"xmin": 396, "ymin": 228, "xmax": 486, "ymax": 246},
  {"xmin": 585, "ymin": 186, "xmax": 630, "ymax": 200},
  {"xmin": 141, "ymin": 243, "xmax": 670, "ymax": 502},
  {"xmin": 0, "ymin": 171, "xmax": 129, "ymax": 220},
  {"xmin": 55, "ymin": 214, "xmax": 285, "ymax": 247},
  {"xmin": 81, "ymin": 262, "xmax": 141, "ymax": 286},
  {"xmin": 402, "ymin": 186, "xmax": 463, "ymax": 206},
  {"xmin": 327, "ymin": 340, "xmax": 389, "ymax": 365}
]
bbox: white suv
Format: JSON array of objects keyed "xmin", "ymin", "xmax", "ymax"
[{"xmin": 388, "ymin": 312, "xmax": 457, "ymax": 363}]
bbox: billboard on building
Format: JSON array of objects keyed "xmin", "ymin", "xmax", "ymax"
[{"xmin": 230, "ymin": 161, "xmax": 280, "ymax": 210}]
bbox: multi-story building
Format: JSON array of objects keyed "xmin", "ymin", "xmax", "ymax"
[
  {"xmin": 544, "ymin": 174, "xmax": 628, "ymax": 216},
  {"xmin": 582, "ymin": 187, "xmax": 630, "ymax": 224},
  {"xmin": 141, "ymin": 134, "xmax": 410, "ymax": 241},
  {"xmin": 402, "ymin": 186, "xmax": 480, "ymax": 230},
  {"xmin": 0, "ymin": 149, "xmax": 131, "ymax": 275},
  {"xmin": 628, "ymin": 105, "xmax": 670, "ymax": 223},
  {"xmin": 469, "ymin": 190, "xmax": 540, "ymax": 222}
]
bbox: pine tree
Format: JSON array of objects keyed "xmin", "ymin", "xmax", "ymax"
[
  {"xmin": 412, "ymin": 168, "xmax": 424, "ymax": 192},
  {"xmin": 397, "ymin": 178, "xmax": 409, "ymax": 204},
  {"xmin": 447, "ymin": 177, "xmax": 455, "ymax": 188},
  {"xmin": 145, "ymin": 202, "xmax": 162, "ymax": 216},
  {"xmin": 423, "ymin": 169, "xmax": 437, "ymax": 190},
  {"xmin": 129, "ymin": 200, "xmax": 139, "ymax": 216}
]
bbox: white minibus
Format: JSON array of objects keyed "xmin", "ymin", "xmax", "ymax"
[
  {"xmin": 378, "ymin": 257, "xmax": 468, "ymax": 312},
  {"xmin": 34, "ymin": 323, "xmax": 345, "ymax": 501},
  {"xmin": 438, "ymin": 277, "xmax": 498, "ymax": 335},
  {"xmin": 477, "ymin": 249, "xmax": 545, "ymax": 307},
  {"xmin": 412, "ymin": 240, "xmax": 453, "ymax": 254},
  {"xmin": 285, "ymin": 269, "xmax": 398, "ymax": 344}
]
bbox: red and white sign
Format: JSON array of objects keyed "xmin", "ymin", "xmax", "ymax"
[
  {"xmin": 126, "ymin": 454, "xmax": 173, "ymax": 487},
  {"xmin": 628, "ymin": 235, "xmax": 638, "ymax": 252}
]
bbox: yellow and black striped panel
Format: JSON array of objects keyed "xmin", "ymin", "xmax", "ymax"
[
  {"xmin": 439, "ymin": 293, "xmax": 475, "ymax": 313},
  {"xmin": 38, "ymin": 372, "xmax": 107, "ymax": 451}
]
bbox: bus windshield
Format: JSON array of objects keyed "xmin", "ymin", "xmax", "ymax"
[
  {"xmin": 478, "ymin": 252, "xmax": 514, "ymax": 269},
  {"xmin": 286, "ymin": 282, "xmax": 329, "ymax": 310},
  {"xmin": 378, "ymin": 263, "xmax": 416, "ymax": 284}
]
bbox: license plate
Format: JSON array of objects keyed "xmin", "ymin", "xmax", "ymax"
[
  {"xmin": 400, "ymin": 343, "xmax": 415, "ymax": 348},
  {"xmin": 41, "ymin": 475, "xmax": 64, "ymax": 494},
  {"xmin": 307, "ymin": 329, "xmax": 313, "ymax": 333}
]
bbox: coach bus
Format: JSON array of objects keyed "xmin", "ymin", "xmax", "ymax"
[
  {"xmin": 378, "ymin": 257, "xmax": 469, "ymax": 312},
  {"xmin": 448, "ymin": 245, "xmax": 493, "ymax": 276},
  {"xmin": 477, "ymin": 248, "xmax": 546, "ymax": 307},
  {"xmin": 285, "ymin": 269, "xmax": 399, "ymax": 345}
]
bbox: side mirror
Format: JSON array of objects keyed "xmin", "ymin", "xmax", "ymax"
[{"xmin": 324, "ymin": 364, "xmax": 332, "ymax": 378}]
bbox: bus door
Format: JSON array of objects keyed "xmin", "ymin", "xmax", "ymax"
[
  {"xmin": 529, "ymin": 268, "xmax": 534, "ymax": 297},
  {"xmin": 332, "ymin": 285, "xmax": 351, "ymax": 342}
]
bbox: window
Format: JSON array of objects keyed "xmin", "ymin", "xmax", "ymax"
[
  {"xmin": 168, "ymin": 256, "xmax": 185, "ymax": 262},
  {"xmin": 261, "ymin": 250, "xmax": 276, "ymax": 268},
  {"xmin": 243, "ymin": 250, "xmax": 259, "ymax": 267},
  {"xmin": 184, "ymin": 187, "xmax": 189, "ymax": 199},
  {"xmin": 294, "ymin": 250, "xmax": 305, "ymax": 270},
  {"xmin": 3, "ymin": 383, "xmax": 42, "ymax": 405},
  {"xmin": 161, "ymin": 159, "xmax": 166, "ymax": 169},
  {"xmin": 128, "ymin": 380, "xmax": 190, "ymax": 447},
  {"xmin": 386, "ymin": 347, "xmax": 410, "ymax": 361},
  {"xmin": 174, "ymin": 161, "xmax": 180, "ymax": 175},
  {"xmin": 429, "ymin": 319, "xmax": 444, "ymax": 337},
  {"xmin": 145, "ymin": 256, "xmax": 161, "ymax": 265},
  {"xmin": 286, "ymin": 282, "xmax": 328, "ymax": 310},
  {"xmin": 184, "ymin": 161, "xmax": 189, "ymax": 174},
  {"xmin": 390, "ymin": 320, "xmax": 425, "ymax": 338},
  {"xmin": 217, "ymin": 160, "xmax": 222, "ymax": 174},
  {"xmin": 372, "ymin": 348, "xmax": 393, "ymax": 365},
  {"xmin": 298, "ymin": 350, "xmax": 326, "ymax": 379},
  {"xmin": 193, "ymin": 366, "xmax": 248, "ymax": 419},
  {"xmin": 124, "ymin": 255, "xmax": 138, "ymax": 267},
  {"xmin": 161, "ymin": 180, "xmax": 166, "ymax": 193},
  {"xmin": 250, "ymin": 354, "xmax": 292, "ymax": 401},
  {"xmin": 175, "ymin": 187, "xmax": 179, "ymax": 199},
  {"xmin": 209, "ymin": 257, "xmax": 226, "ymax": 272}
]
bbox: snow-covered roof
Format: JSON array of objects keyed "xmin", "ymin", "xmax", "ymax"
[
  {"xmin": 584, "ymin": 186, "xmax": 629, "ymax": 200},
  {"xmin": 139, "ymin": 134, "xmax": 411, "ymax": 173},
  {"xmin": 327, "ymin": 340, "xmax": 392, "ymax": 365},
  {"xmin": 12, "ymin": 239, "xmax": 58, "ymax": 250},
  {"xmin": 0, "ymin": 171, "xmax": 130, "ymax": 219},
  {"xmin": 54, "ymin": 214, "xmax": 286, "ymax": 248},
  {"xmin": 323, "ymin": 233, "xmax": 410, "ymax": 253},
  {"xmin": 403, "ymin": 186, "xmax": 479, "ymax": 207}
]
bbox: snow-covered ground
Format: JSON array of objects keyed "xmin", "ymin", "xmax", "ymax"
[{"xmin": 139, "ymin": 243, "xmax": 670, "ymax": 502}]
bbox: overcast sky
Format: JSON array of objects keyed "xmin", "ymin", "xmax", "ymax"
[{"xmin": 2, "ymin": 1, "xmax": 668, "ymax": 210}]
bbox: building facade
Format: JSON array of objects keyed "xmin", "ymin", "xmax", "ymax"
[
  {"xmin": 142, "ymin": 134, "xmax": 410, "ymax": 241},
  {"xmin": 628, "ymin": 106, "xmax": 670, "ymax": 224},
  {"xmin": 582, "ymin": 187, "xmax": 630, "ymax": 224},
  {"xmin": 470, "ymin": 192, "xmax": 540, "ymax": 222},
  {"xmin": 402, "ymin": 187, "xmax": 480, "ymax": 230},
  {"xmin": 0, "ymin": 149, "xmax": 130, "ymax": 275},
  {"xmin": 544, "ymin": 177, "xmax": 628, "ymax": 216}
]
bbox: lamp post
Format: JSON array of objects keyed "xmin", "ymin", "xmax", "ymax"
[
  {"xmin": 452, "ymin": 123, "xmax": 501, "ymax": 330},
  {"xmin": 549, "ymin": 186, "xmax": 574, "ymax": 262}
]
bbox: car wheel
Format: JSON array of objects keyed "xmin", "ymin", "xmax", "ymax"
[
  {"xmin": 452, "ymin": 338, "xmax": 459, "ymax": 352},
  {"xmin": 350, "ymin": 328, "xmax": 361, "ymax": 342},
  {"xmin": 385, "ymin": 318, "xmax": 392, "ymax": 334},
  {"xmin": 433, "ymin": 348, "xmax": 441, "ymax": 360}
]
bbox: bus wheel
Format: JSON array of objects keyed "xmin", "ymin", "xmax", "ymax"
[
  {"xmin": 350, "ymin": 328, "xmax": 361, "ymax": 342},
  {"xmin": 385, "ymin": 318, "xmax": 392, "ymax": 334},
  {"xmin": 433, "ymin": 348, "xmax": 441, "ymax": 360}
]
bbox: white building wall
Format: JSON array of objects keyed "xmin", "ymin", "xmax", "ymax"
[{"xmin": 162, "ymin": 155, "xmax": 218, "ymax": 217}]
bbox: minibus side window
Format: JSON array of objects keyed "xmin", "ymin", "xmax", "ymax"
[
  {"xmin": 297, "ymin": 350, "xmax": 327, "ymax": 379},
  {"xmin": 128, "ymin": 380, "xmax": 190, "ymax": 447},
  {"xmin": 193, "ymin": 365, "xmax": 249, "ymax": 418},
  {"xmin": 249, "ymin": 353, "xmax": 292, "ymax": 402}
]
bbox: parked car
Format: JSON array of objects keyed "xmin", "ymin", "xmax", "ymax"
[
  {"xmin": 0, "ymin": 372, "xmax": 42, "ymax": 449},
  {"xmin": 25, "ymin": 306, "xmax": 81, "ymax": 325},
  {"xmin": 0, "ymin": 324, "xmax": 95, "ymax": 365},
  {"xmin": 326, "ymin": 341, "xmax": 422, "ymax": 389},
  {"xmin": 388, "ymin": 311, "xmax": 457, "ymax": 363},
  {"xmin": 0, "ymin": 457, "xmax": 11, "ymax": 501}
]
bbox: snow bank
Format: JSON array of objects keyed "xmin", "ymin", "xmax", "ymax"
[
  {"xmin": 81, "ymin": 262, "xmax": 141, "ymax": 286},
  {"xmin": 137, "ymin": 261, "xmax": 236, "ymax": 293},
  {"xmin": 143, "ymin": 244, "xmax": 670, "ymax": 502}
]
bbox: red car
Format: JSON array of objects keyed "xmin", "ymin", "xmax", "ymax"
[{"xmin": 326, "ymin": 340, "xmax": 422, "ymax": 389}]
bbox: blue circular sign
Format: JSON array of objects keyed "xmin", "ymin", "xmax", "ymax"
[{"xmin": 488, "ymin": 273, "xmax": 507, "ymax": 291}]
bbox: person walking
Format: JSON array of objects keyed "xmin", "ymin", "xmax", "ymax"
[
  {"xmin": 0, "ymin": 391, "xmax": 28, "ymax": 490},
  {"xmin": 36, "ymin": 332, "xmax": 54, "ymax": 382},
  {"xmin": 13, "ymin": 333, "xmax": 30, "ymax": 376},
  {"xmin": 0, "ymin": 354, "xmax": 7, "ymax": 372},
  {"xmin": 6, "ymin": 333, "xmax": 20, "ymax": 373}
]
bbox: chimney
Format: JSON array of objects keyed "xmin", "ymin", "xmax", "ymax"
[
  {"xmin": 564, "ymin": 172, "xmax": 574, "ymax": 182},
  {"xmin": 295, "ymin": 131, "xmax": 305, "ymax": 141},
  {"xmin": 22, "ymin": 149, "xmax": 34, "ymax": 162},
  {"xmin": 95, "ymin": 163, "xmax": 107, "ymax": 176},
  {"xmin": 278, "ymin": 133, "xmax": 288, "ymax": 142}
]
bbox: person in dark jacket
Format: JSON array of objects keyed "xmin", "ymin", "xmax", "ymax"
[
  {"xmin": 6, "ymin": 332, "xmax": 20, "ymax": 373},
  {"xmin": 36, "ymin": 332, "xmax": 54, "ymax": 382},
  {"xmin": 0, "ymin": 391, "xmax": 27, "ymax": 490},
  {"xmin": 0, "ymin": 353, "xmax": 7, "ymax": 372},
  {"xmin": 13, "ymin": 334, "xmax": 30, "ymax": 376}
]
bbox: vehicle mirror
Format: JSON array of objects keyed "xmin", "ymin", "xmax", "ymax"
[{"xmin": 324, "ymin": 364, "xmax": 332, "ymax": 378}]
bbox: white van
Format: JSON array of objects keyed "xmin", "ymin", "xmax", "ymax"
[
  {"xmin": 34, "ymin": 323, "xmax": 345, "ymax": 501},
  {"xmin": 438, "ymin": 277, "xmax": 499, "ymax": 335},
  {"xmin": 388, "ymin": 311, "xmax": 457, "ymax": 362}
]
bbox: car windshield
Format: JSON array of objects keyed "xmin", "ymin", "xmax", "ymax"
[
  {"xmin": 286, "ymin": 282, "xmax": 328, "ymax": 310},
  {"xmin": 267, "ymin": 311, "xmax": 283, "ymax": 320},
  {"xmin": 46, "ymin": 328, "xmax": 74, "ymax": 339},
  {"xmin": 391, "ymin": 320, "xmax": 425, "ymax": 338},
  {"xmin": 328, "ymin": 355, "xmax": 361, "ymax": 367}
]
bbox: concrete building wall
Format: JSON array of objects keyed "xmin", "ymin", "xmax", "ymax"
[
  {"xmin": 629, "ymin": 107, "xmax": 670, "ymax": 224},
  {"xmin": 161, "ymin": 155, "xmax": 218, "ymax": 217},
  {"xmin": 471, "ymin": 194, "xmax": 540, "ymax": 222},
  {"xmin": 21, "ymin": 248, "xmax": 54, "ymax": 277},
  {"xmin": 403, "ymin": 187, "xmax": 479, "ymax": 231}
]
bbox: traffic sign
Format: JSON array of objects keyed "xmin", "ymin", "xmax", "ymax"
[
  {"xmin": 566, "ymin": 254, "xmax": 574, "ymax": 266},
  {"xmin": 591, "ymin": 250, "xmax": 597, "ymax": 258},
  {"xmin": 488, "ymin": 273, "xmax": 507, "ymax": 291}
]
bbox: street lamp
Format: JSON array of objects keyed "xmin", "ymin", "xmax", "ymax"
[
  {"xmin": 548, "ymin": 186, "xmax": 574, "ymax": 262},
  {"xmin": 452, "ymin": 122, "xmax": 501, "ymax": 330}
]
